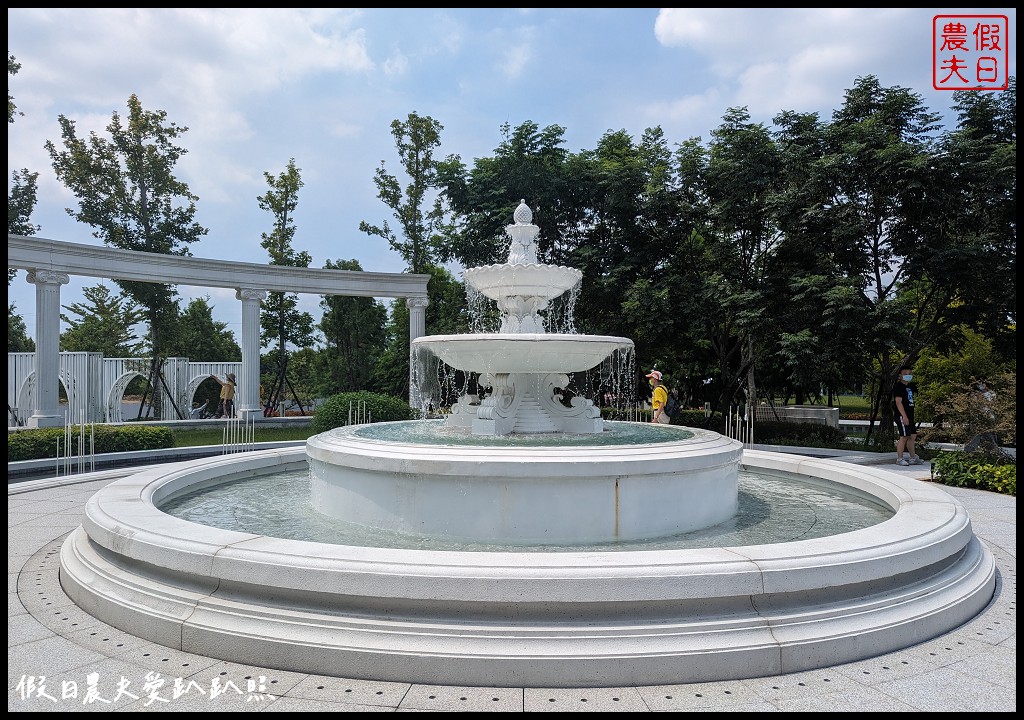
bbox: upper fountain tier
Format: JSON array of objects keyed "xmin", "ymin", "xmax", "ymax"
[{"xmin": 461, "ymin": 200, "xmax": 583, "ymax": 334}]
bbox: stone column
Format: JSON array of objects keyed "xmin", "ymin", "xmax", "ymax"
[
  {"xmin": 236, "ymin": 288, "xmax": 268, "ymax": 420},
  {"xmin": 26, "ymin": 269, "xmax": 70, "ymax": 428},
  {"xmin": 406, "ymin": 296, "xmax": 429, "ymax": 410}
]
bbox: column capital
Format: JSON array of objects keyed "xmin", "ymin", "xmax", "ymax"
[
  {"xmin": 406, "ymin": 296, "xmax": 429, "ymax": 309},
  {"xmin": 26, "ymin": 269, "xmax": 70, "ymax": 286},
  {"xmin": 236, "ymin": 288, "xmax": 268, "ymax": 302}
]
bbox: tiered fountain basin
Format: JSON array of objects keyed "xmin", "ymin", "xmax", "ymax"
[
  {"xmin": 413, "ymin": 333, "xmax": 633, "ymax": 375},
  {"xmin": 462, "ymin": 262, "xmax": 582, "ymax": 302},
  {"xmin": 59, "ymin": 442, "xmax": 995, "ymax": 688},
  {"xmin": 308, "ymin": 421, "xmax": 742, "ymax": 544}
]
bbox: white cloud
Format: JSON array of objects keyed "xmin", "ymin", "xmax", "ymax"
[{"xmin": 653, "ymin": 8, "xmax": 925, "ymax": 121}]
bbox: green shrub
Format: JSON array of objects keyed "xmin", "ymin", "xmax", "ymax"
[
  {"xmin": 311, "ymin": 391, "xmax": 416, "ymax": 434},
  {"xmin": 751, "ymin": 420, "xmax": 847, "ymax": 446},
  {"xmin": 672, "ymin": 410, "xmax": 726, "ymax": 431},
  {"xmin": 931, "ymin": 449, "xmax": 1016, "ymax": 496},
  {"xmin": 8, "ymin": 424, "xmax": 175, "ymax": 462}
]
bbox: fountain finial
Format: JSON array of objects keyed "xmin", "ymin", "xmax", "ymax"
[{"xmin": 513, "ymin": 199, "xmax": 532, "ymax": 225}]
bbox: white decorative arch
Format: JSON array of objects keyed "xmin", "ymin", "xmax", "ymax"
[{"xmin": 8, "ymin": 353, "xmax": 244, "ymax": 426}]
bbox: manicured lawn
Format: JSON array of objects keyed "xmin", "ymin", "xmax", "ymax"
[{"xmin": 172, "ymin": 425, "xmax": 317, "ymax": 448}]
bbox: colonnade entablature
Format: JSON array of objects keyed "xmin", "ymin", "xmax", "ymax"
[{"xmin": 8, "ymin": 234, "xmax": 430, "ymax": 428}]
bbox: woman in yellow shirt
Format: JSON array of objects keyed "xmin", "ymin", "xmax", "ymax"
[
  {"xmin": 646, "ymin": 370, "xmax": 669, "ymax": 424},
  {"xmin": 212, "ymin": 372, "xmax": 236, "ymax": 418}
]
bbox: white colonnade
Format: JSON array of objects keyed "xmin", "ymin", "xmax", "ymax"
[{"xmin": 8, "ymin": 234, "xmax": 430, "ymax": 428}]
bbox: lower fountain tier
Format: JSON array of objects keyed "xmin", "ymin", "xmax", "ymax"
[
  {"xmin": 412, "ymin": 333, "xmax": 633, "ymax": 375},
  {"xmin": 59, "ymin": 447, "xmax": 996, "ymax": 688},
  {"xmin": 306, "ymin": 423, "xmax": 743, "ymax": 544}
]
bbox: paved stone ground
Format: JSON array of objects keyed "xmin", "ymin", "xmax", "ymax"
[{"xmin": 8, "ymin": 460, "xmax": 1016, "ymax": 712}]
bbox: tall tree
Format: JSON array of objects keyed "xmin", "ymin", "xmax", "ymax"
[
  {"xmin": 799, "ymin": 76, "xmax": 948, "ymax": 446},
  {"xmin": 162, "ymin": 296, "xmax": 241, "ymax": 362},
  {"xmin": 318, "ymin": 258, "xmax": 388, "ymax": 395},
  {"xmin": 8, "ymin": 302, "xmax": 34, "ymax": 352},
  {"xmin": 45, "ymin": 93, "xmax": 207, "ymax": 360},
  {"xmin": 371, "ymin": 264, "xmax": 469, "ymax": 398},
  {"xmin": 439, "ymin": 120, "xmax": 574, "ymax": 269},
  {"xmin": 8, "ymin": 54, "xmax": 39, "ymax": 285},
  {"xmin": 360, "ymin": 111, "xmax": 453, "ymax": 273},
  {"xmin": 257, "ymin": 158, "xmax": 315, "ymax": 405},
  {"xmin": 59, "ymin": 283, "xmax": 146, "ymax": 356}
]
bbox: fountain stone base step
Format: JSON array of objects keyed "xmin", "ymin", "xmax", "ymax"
[{"xmin": 59, "ymin": 445, "xmax": 996, "ymax": 688}]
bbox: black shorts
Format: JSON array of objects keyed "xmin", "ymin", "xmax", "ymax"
[{"xmin": 895, "ymin": 415, "xmax": 917, "ymax": 437}]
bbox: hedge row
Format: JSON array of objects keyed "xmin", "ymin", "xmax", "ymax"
[
  {"xmin": 310, "ymin": 392, "xmax": 416, "ymax": 434},
  {"xmin": 9, "ymin": 424, "xmax": 175, "ymax": 462}
]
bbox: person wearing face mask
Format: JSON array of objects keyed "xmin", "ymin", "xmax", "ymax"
[
  {"xmin": 646, "ymin": 369, "xmax": 670, "ymax": 424},
  {"xmin": 891, "ymin": 364, "xmax": 921, "ymax": 466}
]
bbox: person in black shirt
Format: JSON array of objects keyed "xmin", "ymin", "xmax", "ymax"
[{"xmin": 891, "ymin": 364, "xmax": 921, "ymax": 466}]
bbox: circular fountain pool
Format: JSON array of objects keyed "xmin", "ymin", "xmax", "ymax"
[
  {"xmin": 59, "ymin": 442, "xmax": 995, "ymax": 688},
  {"xmin": 160, "ymin": 465, "xmax": 894, "ymax": 552}
]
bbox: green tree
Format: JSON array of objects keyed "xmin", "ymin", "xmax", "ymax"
[
  {"xmin": 257, "ymin": 158, "xmax": 316, "ymax": 401},
  {"xmin": 360, "ymin": 111, "xmax": 453, "ymax": 273},
  {"xmin": 924, "ymin": 78, "xmax": 1017, "ymax": 360},
  {"xmin": 8, "ymin": 302, "xmax": 34, "ymax": 352},
  {"xmin": 45, "ymin": 93, "xmax": 208, "ymax": 360},
  {"xmin": 318, "ymin": 258, "xmax": 388, "ymax": 395},
  {"xmin": 372, "ymin": 265, "xmax": 468, "ymax": 398},
  {"xmin": 8, "ymin": 54, "xmax": 39, "ymax": 286},
  {"xmin": 439, "ymin": 120, "xmax": 574, "ymax": 269},
  {"xmin": 60, "ymin": 283, "xmax": 145, "ymax": 356},
  {"xmin": 793, "ymin": 76, "xmax": 946, "ymax": 447},
  {"xmin": 162, "ymin": 296, "xmax": 241, "ymax": 362}
]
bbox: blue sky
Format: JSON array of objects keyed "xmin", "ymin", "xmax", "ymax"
[{"xmin": 8, "ymin": 8, "xmax": 1017, "ymax": 342}]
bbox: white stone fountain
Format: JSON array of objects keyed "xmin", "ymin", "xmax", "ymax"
[
  {"xmin": 57, "ymin": 201, "xmax": 995, "ymax": 689},
  {"xmin": 306, "ymin": 201, "xmax": 741, "ymax": 544}
]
